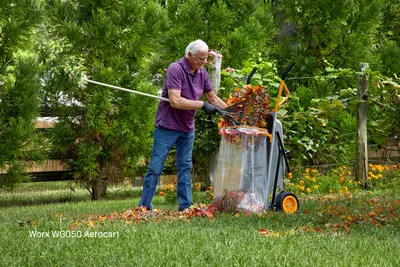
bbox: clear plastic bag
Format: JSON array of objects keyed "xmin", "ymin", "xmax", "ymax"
[
  {"xmin": 210, "ymin": 127, "xmax": 270, "ymax": 213},
  {"xmin": 237, "ymin": 192, "xmax": 265, "ymax": 213}
]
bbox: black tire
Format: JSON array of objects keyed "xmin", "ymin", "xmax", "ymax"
[{"xmin": 276, "ymin": 191, "xmax": 300, "ymax": 213}]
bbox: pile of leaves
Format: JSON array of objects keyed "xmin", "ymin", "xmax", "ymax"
[
  {"xmin": 212, "ymin": 190, "xmax": 265, "ymax": 213},
  {"xmin": 218, "ymin": 85, "xmax": 270, "ymax": 129},
  {"xmin": 62, "ymin": 203, "xmax": 216, "ymax": 229}
]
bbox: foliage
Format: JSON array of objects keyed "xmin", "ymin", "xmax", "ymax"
[
  {"xmin": 219, "ymin": 84, "xmax": 270, "ymax": 129},
  {"xmin": 282, "ymin": 91, "xmax": 357, "ymax": 166},
  {"xmin": 159, "ymin": 182, "xmax": 177, "ymax": 205},
  {"xmin": 221, "ymin": 57, "xmax": 355, "ymax": 166},
  {"xmin": 287, "ymin": 164, "xmax": 400, "ymax": 196},
  {"xmin": 275, "ymin": 0, "xmax": 384, "ymax": 75},
  {"xmin": 0, "ymin": 0, "xmax": 46, "ymax": 190},
  {"xmin": 376, "ymin": 40, "xmax": 400, "ymax": 76},
  {"xmin": 375, "ymin": 0, "xmax": 400, "ymax": 76},
  {"xmin": 158, "ymin": 181, "xmax": 212, "ymax": 205},
  {"xmin": 192, "ymin": 112, "xmax": 221, "ymax": 183},
  {"xmin": 159, "ymin": 0, "xmax": 277, "ymax": 69},
  {"xmin": 41, "ymin": 0, "xmax": 168, "ymax": 199},
  {"xmin": 220, "ymin": 54, "xmax": 281, "ymax": 96},
  {"xmin": 367, "ymin": 73, "xmax": 400, "ymax": 151},
  {"xmin": 379, "ymin": 0, "xmax": 400, "ymax": 44},
  {"xmin": 218, "ymin": 57, "xmax": 399, "ymax": 169}
]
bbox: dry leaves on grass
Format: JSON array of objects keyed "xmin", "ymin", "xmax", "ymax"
[
  {"xmin": 65, "ymin": 203, "xmax": 216, "ymax": 230},
  {"xmin": 20, "ymin": 193, "xmax": 399, "ymax": 237},
  {"xmin": 257, "ymin": 194, "xmax": 400, "ymax": 238}
]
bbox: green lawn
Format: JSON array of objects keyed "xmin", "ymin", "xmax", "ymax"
[
  {"xmin": 1, "ymin": 185, "xmax": 399, "ymax": 267},
  {"xmin": 0, "ymin": 181, "xmax": 142, "ymax": 206}
]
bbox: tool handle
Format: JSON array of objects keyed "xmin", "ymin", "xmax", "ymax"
[
  {"xmin": 281, "ymin": 62, "xmax": 295, "ymax": 80},
  {"xmin": 85, "ymin": 79, "xmax": 170, "ymax": 102},
  {"xmin": 247, "ymin": 67, "xmax": 258, "ymax": 85}
]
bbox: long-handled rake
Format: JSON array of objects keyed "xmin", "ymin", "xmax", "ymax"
[{"xmin": 84, "ymin": 78, "xmax": 245, "ymax": 126}]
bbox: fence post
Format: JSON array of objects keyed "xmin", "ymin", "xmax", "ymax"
[
  {"xmin": 355, "ymin": 62, "xmax": 369, "ymax": 188},
  {"xmin": 209, "ymin": 50, "xmax": 222, "ymax": 94}
]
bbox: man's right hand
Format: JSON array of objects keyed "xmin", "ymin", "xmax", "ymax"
[{"xmin": 202, "ymin": 102, "xmax": 218, "ymax": 114}]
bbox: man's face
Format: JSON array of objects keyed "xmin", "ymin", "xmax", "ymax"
[{"xmin": 187, "ymin": 50, "xmax": 208, "ymax": 71}]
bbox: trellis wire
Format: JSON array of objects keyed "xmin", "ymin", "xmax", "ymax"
[{"xmin": 285, "ymin": 75, "xmax": 359, "ymax": 80}]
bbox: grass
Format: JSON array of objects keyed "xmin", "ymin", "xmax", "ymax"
[
  {"xmin": 0, "ymin": 181, "xmax": 143, "ymax": 206},
  {"xmin": 1, "ymin": 183, "xmax": 399, "ymax": 266},
  {"xmin": 1, "ymin": 164, "xmax": 399, "ymax": 266}
]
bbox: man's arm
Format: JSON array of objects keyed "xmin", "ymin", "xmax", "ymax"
[
  {"xmin": 168, "ymin": 89, "xmax": 226, "ymax": 111},
  {"xmin": 203, "ymin": 91, "xmax": 227, "ymax": 109},
  {"xmin": 168, "ymin": 89, "xmax": 203, "ymax": 110}
]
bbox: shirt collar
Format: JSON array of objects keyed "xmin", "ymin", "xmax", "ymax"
[{"xmin": 181, "ymin": 57, "xmax": 202, "ymax": 75}]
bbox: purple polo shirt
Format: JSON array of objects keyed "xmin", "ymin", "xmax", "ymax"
[{"xmin": 154, "ymin": 57, "xmax": 213, "ymax": 132}]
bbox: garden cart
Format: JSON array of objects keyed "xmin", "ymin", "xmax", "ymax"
[
  {"xmin": 266, "ymin": 62, "xmax": 299, "ymax": 213},
  {"xmin": 211, "ymin": 62, "xmax": 299, "ymax": 214}
]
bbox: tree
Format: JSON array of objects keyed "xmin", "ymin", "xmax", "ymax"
[
  {"xmin": 274, "ymin": 0, "xmax": 384, "ymax": 77},
  {"xmin": 159, "ymin": 0, "xmax": 277, "ymax": 68},
  {"xmin": 268, "ymin": 0, "xmax": 395, "ymax": 168},
  {"xmin": 42, "ymin": 0, "xmax": 168, "ymax": 199},
  {"xmin": 375, "ymin": 0, "xmax": 400, "ymax": 76},
  {"xmin": 0, "ymin": 0, "xmax": 46, "ymax": 190}
]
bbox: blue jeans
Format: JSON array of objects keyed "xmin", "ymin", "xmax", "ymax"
[{"xmin": 138, "ymin": 126, "xmax": 194, "ymax": 211}]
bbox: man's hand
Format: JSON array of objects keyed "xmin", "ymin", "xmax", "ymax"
[{"xmin": 202, "ymin": 101, "xmax": 218, "ymax": 114}]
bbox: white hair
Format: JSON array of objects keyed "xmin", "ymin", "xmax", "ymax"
[{"xmin": 185, "ymin": 39, "xmax": 209, "ymax": 57}]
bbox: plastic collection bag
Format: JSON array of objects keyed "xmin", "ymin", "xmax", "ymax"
[
  {"xmin": 210, "ymin": 127, "xmax": 269, "ymax": 213},
  {"xmin": 212, "ymin": 190, "xmax": 265, "ymax": 213},
  {"xmin": 237, "ymin": 192, "xmax": 265, "ymax": 213}
]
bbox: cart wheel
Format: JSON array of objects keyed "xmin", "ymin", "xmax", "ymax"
[{"xmin": 276, "ymin": 191, "xmax": 299, "ymax": 213}]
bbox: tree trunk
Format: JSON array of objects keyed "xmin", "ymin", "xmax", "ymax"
[{"xmin": 92, "ymin": 163, "xmax": 107, "ymax": 200}]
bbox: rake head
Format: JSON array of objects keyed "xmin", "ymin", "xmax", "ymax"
[{"xmin": 217, "ymin": 101, "xmax": 246, "ymax": 126}]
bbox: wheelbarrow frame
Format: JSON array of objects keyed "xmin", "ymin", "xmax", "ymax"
[{"xmin": 261, "ymin": 62, "xmax": 299, "ymax": 212}]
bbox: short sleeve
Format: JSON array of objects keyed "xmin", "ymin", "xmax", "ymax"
[{"xmin": 166, "ymin": 63, "xmax": 184, "ymax": 90}]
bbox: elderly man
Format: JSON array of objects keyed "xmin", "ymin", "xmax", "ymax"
[{"xmin": 138, "ymin": 39, "xmax": 226, "ymax": 211}]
